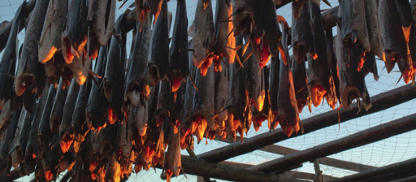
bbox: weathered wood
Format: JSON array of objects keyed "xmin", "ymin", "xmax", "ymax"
[
  {"xmin": 359, "ymin": 168, "xmax": 416, "ymax": 182},
  {"xmin": 198, "ymin": 84, "xmax": 416, "ymax": 163},
  {"xmin": 186, "ymin": 149, "xmax": 212, "ymax": 182},
  {"xmin": 181, "ymin": 155, "xmax": 307, "ymax": 182},
  {"xmin": 313, "ymin": 160, "xmax": 322, "ymax": 182},
  {"xmin": 0, "ymin": 0, "xmax": 36, "ymax": 53},
  {"xmin": 329, "ymin": 158, "xmax": 416, "ymax": 182},
  {"xmin": 214, "ymin": 136, "xmax": 375, "ymax": 172},
  {"xmin": 247, "ymin": 113, "xmax": 416, "ymax": 173},
  {"xmin": 282, "ymin": 171, "xmax": 339, "ymax": 181},
  {"xmin": 322, "ymin": 6, "xmax": 339, "ymax": 31}
]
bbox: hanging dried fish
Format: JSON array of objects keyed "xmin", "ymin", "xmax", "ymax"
[
  {"xmin": 9, "ymin": 107, "xmax": 33, "ymax": 168},
  {"xmin": 214, "ymin": 61, "xmax": 229, "ymax": 134},
  {"xmin": 335, "ymin": 26, "xmax": 372, "ymax": 111},
  {"xmin": 379, "ymin": 0, "xmax": 408, "ymax": 73},
  {"xmin": 70, "ymin": 75, "xmax": 91, "ymax": 153},
  {"xmin": 38, "ymin": 0, "xmax": 68, "ymax": 63},
  {"xmin": 252, "ymin": 67, "xmax": 269, "ymax": 132},
  {"xmin": 307, "ymin": 2, "xmax": 337, "ymax": 109},
  {"xmin": 233, "ymin": 0, "xmax": 282, "ymax": 67},
  {"xmin": 247, "ymin": 43, "xmax": 264, "ymax": 112},
  {"xmin": 50, "ymin": 78, "xmax": 69, "ymax": 133},
  {"xmin": 164, "ymin": 122, "xmax": 182, "ymax": 182},
  {"xmin": 191, "ymin": 63, "xmax": 215, "ymax": 139},
  {"xmin": 269, "ymin": 56, "xmax": 280, "ymax": 130},
  {"xmin": 0, "ymin": 3, "xmax": 23, "ymax": 110},
  {"xmin": 277, "ymin": 17, "xmax": 300, "ymax": 137},
  {"xmin": 87, "ymin": 0, "xmax": 115, "ymax": 59},
  {"xmin": 148, "ymin": 0, "xmax": 170, "ymax": 86},
  {"xmin": 364, "ymin": 0, "xmax": 385, "ymax": 61},
  {"xmin": 0, "ymin": 106, "xmax": 18, "ymax": 174},
  {"xmin": 61, "ymin": 0, "xmax": 88, "ymax": 64},
  {"xmin": 59, "ymin": 79, "xmax": 80, "ymax": 153},
  {"xmin": 38, "ymin": 83, "xmax": 57, "ymax": 149},
  {"xmin": 326, "ymin": 30, "xmax": 340, "ymax": 101},
  {"xmin": 169, "ymin": 0, "xmax": 189, "ymax": 92},
  {"xmin": 0, "ymin": 100, "xmax": 12, "ymax": 135},
  {"xmin": 214, "ymin": 0, "xmax": 236, "ymax": 65},
  {"xmin": 192, "ymin": 0, "xmax": 215, "ymax": 76},
  {"xmin": 124, "ymin": 15, "xmax": 152, "ymax": 108},
  {"xmin": 104, "ymin": 14, "xmax": 127, "ymax": 125},
  {"xmin": 291, "ymin": 56, "xmax": 310, "ymax": 113},
  {"xmin": 86, "ymin": 46, "xmax": 108, "ymax": 130},
  {"xmin": 291, "ymin": 1, "xmax": 312, "ymax": 64},
  {"xmin": 15, "ymin": 0, "xmax": 49, "ymax": 97}
]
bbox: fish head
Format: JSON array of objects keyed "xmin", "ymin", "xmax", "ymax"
[{"xmin": 309, "ymin": 82, "xmax": 327, "ymax": 107}]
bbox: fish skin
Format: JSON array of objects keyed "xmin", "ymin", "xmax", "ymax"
[
  {"xmin": 61, "ymin": 0, "xmax": 88, "ymax": 64},
  {"xmin": 9, "ymin": 106, "xmax": 33, "ymax": 168},
  {"xmin": 124, "ymin": 15, "xmax": 152, "ymax": 108},
  {"xmin": 149, "ymin": 0, "xmax": 170, "ymax": 86},
  {"xmin": 86, "ymin": 46, "xmax": 108, "ymax": 130},
  {"xmin": 104, "ymin": 14, "xmax": 127, "ymax": 125},
  {"xmin": 15, "ymin": 0, "xmax": 49, "ymax": 97},
  {"xmin": 340, "ymin": 0, "xmax": 370, "ymax": 52},
  {"xmin": 38, "ymin": 0, "xmax": 68, "ymax": 64},
  {"xmin": 335, "ymin": 26, "xmax": 371, "ymax": 111},
  {"xmin": 277, "ymin": 21, "xmax": 300, "ymax": 137},
  {"xmin": 364, "ymin": 0, "xmax": 385, "ymax": 61},
  {"xmin": 88, "ymin": 0, "xmax": 116, "ymax": 58},
  {"xmin": 379, "ymin": 0, "xmax": 407, "ymax": 73},
  {"xmin": 326, "ymin": 30, "xmax": 340, "ymax": 102},
  {"xmin": 38, "ymin": 83, "xmax": 57, "ymax": 148},
  {"xmin": 232, "ymin": 0, "xmax": 281, "ymax": 59},
  {"xmin": 132, "ymin": 101, "xmax": 148, "ymax": 137},
  {"xmin": 0, "ymin": 105, "xmax": 19, "ymax": 173},
  {"xmin": 214, "ymin": 60, "xmax": 229, "ymax": 126},
  {"xmin": 59, "ymin": 78, "xmax": 80, "ymax": 153},
  {"xmin": 192, "ymin": 63, "xmax": 216, "ymax": 133},
  {"xmin": 50, "ymin": 77, "xmax": 69, "ymax": 134},
  {"xmin": 192, "ymin": 0, "xmax": 215, "ymax": 76},
  {"xmin": 149, "ymin": 0, "xmax": 164, "ymax": 24},
  {"xmin": 25, "ymin": 83, "xmax": 49, "ymax": 160},
  {"xmin": 214, "ymin": 0, "xmax": 236, "ymax": 64},
  {"xmin": 252, "ymin": 66, "xmax": 270, "ymax": 132},
  {"xmin": 65, "ymin": 53, "xmax": 91, "ymax": 85},
  {"xmin": 135, "ymin": 0, "xmax": 151, "ymax": 26},
  {"xmin": 164, "ymin": 122, "xmax": 182, "ymax": 182},
  {"xmin": 362, "ymin": 53, "xmax": 379, "ymax": 81},
  {"xmin": 180, "ymin": 46, "xmax": 197, "ymax": 147},
  {"xmin": 0, "ymin": 3, "xmax": 23, "ymax": 108},
  {"xmin": 247, "ymin": 43, "xmax": 263, "ymax": 112},
  {"xmin": 269, "ymin": 56, "xmax": 280, "ymax": 130},
  {"xmin": 168, "ymin": 0, "xmax": 189, "ymax": 92},
  {"xmin": 291, "ymin": 56, "xmax": 310, "ymax": 113},
  {"xmin": 291, "ymin": 2, "xmax": 312, "ymax": 64},
  {"xmin": 70, "ymin": 75, "xmax": 92, "ymax": 153},
  {"xmin": 307, "ymin": 2, "xmax": 337, "ymax": 109},
  {"xmin": 292, "ymin": 0, "xmax": 308, "ymax": 19}
]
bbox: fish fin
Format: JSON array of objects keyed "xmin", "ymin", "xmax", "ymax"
[
  {"xmin": 241, "ymin": 39, "xmax": 251, "ymax": 57},
  {"xmin": 118, "ymin": 0, "xmax": 128, "ymax": 9},
  {"xmin": 242, "ymin": 51, "xmax": 253, "ymax": 65},
  {"xmin": 234, "ymin": 52, "xmax": 244, "ymax": 68}
]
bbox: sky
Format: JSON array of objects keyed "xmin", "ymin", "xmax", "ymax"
[{"xmin": 1, "ymin": 0, "xmax": 416, "ymax": 181}]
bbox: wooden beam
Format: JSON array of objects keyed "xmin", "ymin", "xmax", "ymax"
[
  {"xmin": 321, "ymin": 6, "xmax": 339, "ymax": 30},
  {"xmin": 246, "ymin": 113, "xmax": 416, "ymax": 173},
  {"xmin": 359, "ymin": 168, "xmax": 416, "ymax": 182},
  {"xmin": 181, "ymin": 155, "xmax": 307, "ymax": 182},
  {"xmin": 329, "ymin": 158, "xmax": 416, "ymax": 182},
  {"xmin": 313, "ymin": 160, "xmax": 322, "ymax": 182},
  {"xmin": 198, "ymin": 84, "xmax": 416, "ymax": 163},
  {"xmin": 282, "ymin": 171, "xmax": 339, "ymax": 181},
  {"xmin": 186, "ymin": 149, "xmax": 212, "ymax": 182},
  {"xmin": 0, "ymin": 0, "xmax": 36, "ymax": 53},
  {"xmin": 214, "ymin": 136, "xmax": 375, "ymax": 172}
]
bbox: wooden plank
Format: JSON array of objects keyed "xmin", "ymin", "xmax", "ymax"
[
  {"xmin": 214, "ymin": 136, "xmax": 375, "ymax": 172},
  {"xmin": 391, "ymin": 175, "xmax": 416, "ymax": 182},
  {"xmin": 181, "ymin": 155, "xmax": 307, "ymax": 182},
  {"xmin": 282, "ymin": 171, "xmax": 339, "ymax": 181},
  {"xmin": 246, "ymin": 113, "xmax": 416, "ymax": 173},
  {"xmin": 198, "ymin": 84, "xmax": 416, "ymax": 163},
  {"xmin": 329, "ymin": 158, "xmax": 416, "ymax": 182}
]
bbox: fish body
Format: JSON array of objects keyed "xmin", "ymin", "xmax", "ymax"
[
  {"xmin": 169, "ymin": 0, "xmax": 189, "ymax": 92},
  {"xmin": 61, "ymin": 0, "xmax": 88, "ymax": 64},
  {"xmin": 214, "ymin": 0, "xmax": 236, "ymax": 64},
  {"xmin": 149, "ymin": 0, "xmax": 170, "ymax": 86},
  {"xmin": 38, "ymin": 0, "xmax": 68, "ymax": 63},
  {"xmin": 59, "ymin": 79, "xmax": 80, "ymax": 153},
  {"xmin": 15, "ymin": 0, "xmax": 49, "ymax": 97},
  {"xmin": 104, "ymin": 14, "xmax": 127, "ymax": 125},
  {"xmin": 192, "ymin": 0, "xmax": 215, "ymax": 76},
  {"xmin": 291, "ymin": 2, "xmax": 312, "ymax": 64},
  {"xmin": 50, "ymin": 78, "xmax": 69, "ymax": 133}
]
